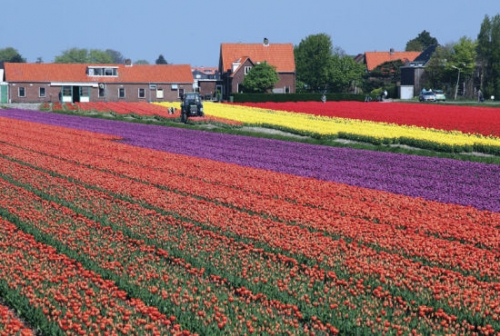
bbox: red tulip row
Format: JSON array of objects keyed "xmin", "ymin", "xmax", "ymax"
[
  {"xmin": 1, "ymin": 118, "xmax": 499, "ymax": 333},
  {"xmin": 0, "ymin": 217, "xmax": 186, "ymax": 336},
  {"xmin": 74, "ymin": 102, "xmax": 180, "ymax": 119},
  {"xmin": 0, "ymin": 302, "xmax": 33, "ymax": 336},
  {"xmin": 0, "ymin": 177, "xmax": 340, "ymax": 335},
  {"xmin": 240, "ymin": 101, "xmax": 500, "ymax": 137}
]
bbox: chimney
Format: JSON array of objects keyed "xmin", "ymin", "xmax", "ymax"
[
  {"xmin": 263, "ymin": 37, "xmax": 269, "ymax": 46},
  {"xmin": 389, "ymin": 48, "xmax": 394, "ymax": 55}
]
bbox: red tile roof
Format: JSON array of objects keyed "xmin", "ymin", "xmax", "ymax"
[
  {"xmin": 220, "ymin": 43, "xmax": 295, "ymax": 73},
  {"xmin": 364, "ymin": 51, "xmax": 421, "ymax": 71},
  {"xmin": 4, "ymin": 63, "xmax": 194, "ymax": 83}
]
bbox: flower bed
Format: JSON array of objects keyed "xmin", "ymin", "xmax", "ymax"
[
  {"xmin": 2, "ymin": 109, "xmax": 498, "ymax": 212},
  {"xmin": 0, "ymin": 302, "xmax": 33, "ymax": 336},
  {"xmin": 0, "ymin": 111, "xmax": 498, "ymax": 334},
  {"xmin": 240, "ymin": 101, "xmax": 500, "ymax": 137},
  {"xmin": 197, "ymin": 102, "xmax": 500, "ymax": 154}
]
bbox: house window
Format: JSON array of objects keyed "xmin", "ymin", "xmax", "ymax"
[
  {"xmin": 62, "ymin": 86, "xmax": 72, "ymax": 96},
  {"xmin": 138, "ymin": 88, "xmax": 145, "ymax": 98},
  {"xmin": 98, "ymin": 86, "xmax": 105, "ymax": 98},
  {"xmin": 39, "ymin": 87, "xmax": 46, "ymax": 97},
  {"xmin": 178, "ymin": 88, "xmax": 184, "ymax": 99},
  {"xmin": 81, "ymin": 87, "xmax": 89, "ymax": 97},
  {"xmin": 18, "ymin": 87, "xmax": 26, "ymax": 97},
  {"xmin": 104, "ymin": 68, "xmax": 116, "ymax": 76},
  {"xmin": 244, "ymin": 66, "xmax": 252, "ymax": 75},
  {"xmin": 119, "ymin": 87, "xmax": 125, "ymax": 98},
  {"xmin": 88, "ymin": 66, "xmax": 118, "ymax": 77},
  {"xmin": 285, "ymin": 86, "xmax": 290, "ymax": 94},
  {"xmin": 156, "ymin": 88, "xmax": 164, "ymax": 99}
]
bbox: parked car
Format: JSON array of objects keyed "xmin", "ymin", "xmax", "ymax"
[
  {"xmin": 433, "ymin": 90, "xmax": 446, "ymax": 101},
  {"xmin": 419, "ymin": 91, "xmax": 437, "ymax": 102}
]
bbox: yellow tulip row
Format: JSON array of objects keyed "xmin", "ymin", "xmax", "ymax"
[{"xmin": 155, "ymin": 102, "xmax": 500, "ymax": 153}]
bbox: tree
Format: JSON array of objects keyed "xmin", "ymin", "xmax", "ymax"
[
  {"xmin": 450, "ymin": 36, "xmax": 477, "ymax": 98},
  {"xmin": 0, "ymin": 47, "xmax": 26, "ymax": 62},
  {"xmin": 54, "ymin": 48, "xmax": 87, "ymax": 63},
  {"xmin": 54, "ymin": 48, "xmax": 113, "ymax": 64},
  {"xmin": 88, "ymin": 49, "xmax": 114, "ymax": 64},
  {"xmin": 450, "ymin": 36, "xmax": 477, "ymax": 76},
  {"xmin": 477, "ymin": 14, "xmax": 500, "ymax": 99},
  {"xmin": 241, "ymin": 62, "xmax": 279, "ymax": 93},
  {"xmin": 405, "ymin": 30, "xmax": 438, "ymax": 51},
  {"xmin": 294, "ymin": 33, "xmax": 334, "ymax": 92},
  {"xmin": 423, "ymin": 43, "xmax": 455, "ymax": 90},
  {"xmin": 328, "ymin": 55, "xmax": 365, "ymax": 92},
  {"xmin": 155, "ymin": 54, "xmax": 168, "ymax": 64},
  {"xmin": 134, "ymin": 60, "xmax": 150, "ymax": 65},
  {"xmin": 105, "ymin": 49, "xmax": 126, "ymax": 64},
  {"xmin": 425, "ymin": 38, "xmax": 477, "ymax": 99},
  {"xmin": 295, "ymin": 33, "xmax": 363, "ymax": 93}
]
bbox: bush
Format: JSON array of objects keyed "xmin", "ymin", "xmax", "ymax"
[{"xmin": 230, "ymin": 92, "xmax": 366, "ymax": 103}]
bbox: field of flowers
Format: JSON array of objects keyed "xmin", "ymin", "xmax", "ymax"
[
  {"xmin": 45, "ymin": 101, "xmax": 243, "ymax": 127},
  {"xmin": 0, "ymin": 102, "xmax": 499, "ymax": 335},
  {"xmin": 188, "ymin": 101, "xmax": 500, "ymax": 154}
]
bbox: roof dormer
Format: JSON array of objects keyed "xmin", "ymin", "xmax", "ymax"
[{"xmin": 87, "ymin": 66, "xmax": 118, "ymax": 77}]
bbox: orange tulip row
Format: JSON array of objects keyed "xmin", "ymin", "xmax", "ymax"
[
  {"xmin": 0, "ymin": 218, "xmax": 183, "ymax": 336},
  {"xmin": 0, "ymin": 301, "xmax": 33, "ymax": 336},
  {"xmin": 0, "ymin": 166, "xmax": 347, "ymax": 335},
  {"xmin": 73, "ymin": 102, "xmax": 180, "ymax": 119}
]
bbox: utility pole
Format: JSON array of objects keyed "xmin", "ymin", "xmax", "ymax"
[{"xmin": 452, "ymin": 65, "xmax": 461, "ymax": 100}]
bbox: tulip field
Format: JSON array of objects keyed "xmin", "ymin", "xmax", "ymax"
[{"xmin": 0, "ymin": 102, "xmax": 499, "ymax": 335}]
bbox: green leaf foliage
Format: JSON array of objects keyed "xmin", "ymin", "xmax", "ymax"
[
  {"xmin": 0, "ymin": 47, "xmax": 26, "ymax": 62},
  {"xmin": 54, "ymin": 48, "xmax": 114, "ymax": 64},
  {"xmin": 241, "ymin": 61, "xmax": 279, "ymax": 93},
  {"xmin": 477, "ymin": 14, "xmax": 500, "ymax": 99},
  {"xmin": 405, "ymin": 30, "xmax": 438, "ymax": 51},
  {"xmin": 294, "ymin": 33, "xmax": 333, "ymax": 92}
]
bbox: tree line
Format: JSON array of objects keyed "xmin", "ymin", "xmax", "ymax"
[
  {"xmin": 0, "ymin": 47, "xmax": 169, "ymax": 65},
  {"xmin": 219, "ymin": 13, "xmax": 499, "ymax": 99}
]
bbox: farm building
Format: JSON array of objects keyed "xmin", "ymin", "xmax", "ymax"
[
  {"xmin": 219, "ymin": 38, "xmax": 296, "ymax": 99},
  {"xmin": 1, "ymin": 62, "xmax": 194, "ymax": 104},
  {"xmin": 191, "ymin": 66, "xmax": 220, "ymax": 100},
  {"xmin": 358, "ymin": 49, "xmax": 421, "ymax": 72}
]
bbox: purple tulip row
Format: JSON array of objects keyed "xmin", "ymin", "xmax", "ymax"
[{"xmin": 2, "ymin": 108, "xmax": 499, "ymax": 213}]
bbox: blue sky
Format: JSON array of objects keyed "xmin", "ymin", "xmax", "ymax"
[{"xmin": 1, "ymin": 0, "xmax": 498, "ymax": 66}]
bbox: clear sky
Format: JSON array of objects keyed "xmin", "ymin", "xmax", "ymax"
[{"xmin": 1, "ymin": 0, "xmax": 498, "ymax": 66}]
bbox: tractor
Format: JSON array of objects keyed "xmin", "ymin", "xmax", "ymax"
[{"xmin": 180, "ymin": 92, "xmax": 204, "ymax": 123}]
